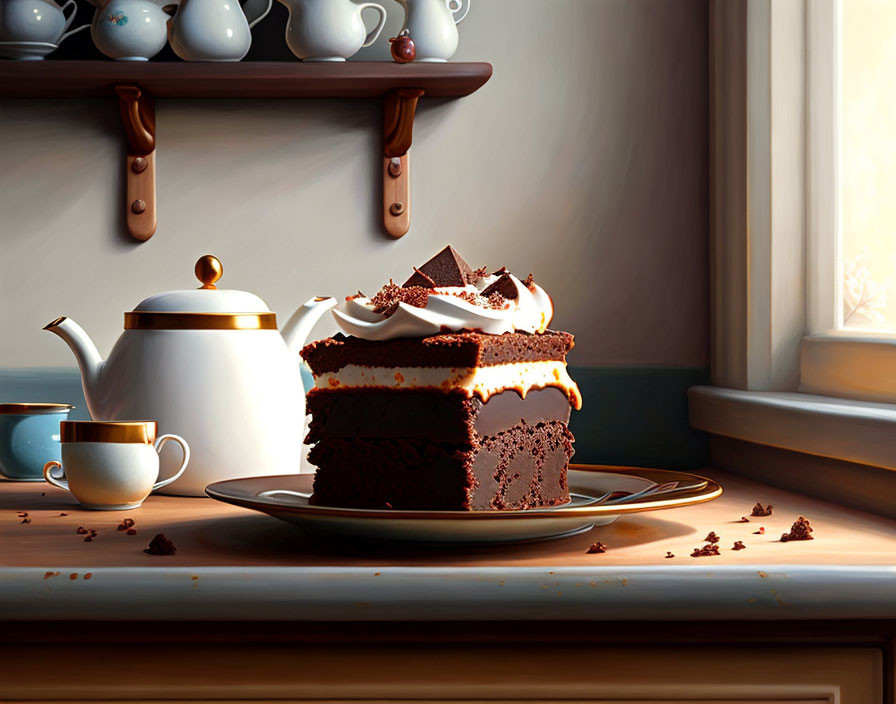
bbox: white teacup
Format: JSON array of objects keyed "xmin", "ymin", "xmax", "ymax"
[
  {"xmin": 0, "ymin": 0, "xmax": 84, "ymax": 45},
  {"xmin": 43, "ymin": 421, "xmax": 189, "ymax": 510}
]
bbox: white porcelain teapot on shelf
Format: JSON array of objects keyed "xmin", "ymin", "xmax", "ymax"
[
  {"xmin": 165, "ymin": 0, "xmax": 272, "ymax": 62},
  {"xmin": 277, "ymin": 0, "xmax": 387, "ymax": 62},
  {"xmin": 396, "ymin": 0, "xmax": 470, "ymax": 62},
  {"xmin": 44, "ymin": 255, "xmax": 337, "ymax": 497}
]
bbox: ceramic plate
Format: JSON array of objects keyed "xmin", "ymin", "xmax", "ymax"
[
  {"xmin": 0, "ymin": 41, "xmax": 58, "ymax": 60},
  {"xmin": 206, "ymin": 465, "xmax": 722, "ymax": 544}
]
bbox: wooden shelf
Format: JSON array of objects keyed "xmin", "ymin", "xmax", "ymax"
[
  {"xmin": 0, "ymin": 61, "xmax": 492, "ymax": 240},
  {"xmin": 0, "ymin": 60, "xmax": 492, "ymax": 99}
]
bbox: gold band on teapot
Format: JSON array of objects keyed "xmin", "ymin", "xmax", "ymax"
[
  {"xmin": 124, "ymin": 312, "xmax": 278, "ymax": 330},
  {"xmin": 60, "ymin": 421, "xmax": 157, "ymax": 444}
]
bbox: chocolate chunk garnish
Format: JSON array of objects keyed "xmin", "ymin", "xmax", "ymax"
[
  {"xmin": 690, "ymin": 543, "xmax": 720, "ymax": 557},
  {"xmin": 402, "ymin": 267, "xmax": 438, "ymax": 289},
  {"xmin": 370, "ymin": 283, "xmax": 431, "ymax": 317},
  {"xmin": 780, "ymin": 516, "xmax": 814, "ymax": 542},
  {"xmin": 144, "ymin": 533, "xmax": 177, "ymax": 555},
  {"xmin": 732, "ymin": 541, "xmax": 746, "ymax": 550},
  {"xmin": 522, "ymin": 273, "xmax": 536, "ymax": 292},
  {"xmin": 481, "ymin": 273, "xmax": 519, "ymax": 301},
  {"xmin": 402, "ymin": 245, "xmax": 474, "ymax": 288},
  {"xmin": 586, "ymin": 541, "xmax": 607, "ymax": 554},
  {"xmin": 751, "ymin": 503, "xmax": 773, "ymax": 517},
  {"xmin": 473, "ymin": 265, "xmax": 488, "ymax": 278},
  {"xmin": 704, "ymin": 531, "xmax": 720, "ymax": 543}
]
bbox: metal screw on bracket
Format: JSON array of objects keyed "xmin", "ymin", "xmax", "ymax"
[
  {"xmin": 131, "ymin": 157, "xmax": 148, "ymax": 174},
  {"xmin": 389, "ymin": 202, "xmax": 405, "ymax": 216},
  {"xmin": 131, "ymin": 199, "xmax": 147, "ymax": 214},
  {"xmin": 388, "ymin": 157, "xmax": 402, "ymax": 178}
]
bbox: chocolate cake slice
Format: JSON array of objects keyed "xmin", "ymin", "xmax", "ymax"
[{"xmin": 301, "ymin": 247, "xmax": 581, "ymax": 511}]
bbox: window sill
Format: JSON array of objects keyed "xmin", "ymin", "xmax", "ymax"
[{"xmin": 688, "ymin": 386, "xmax": 896, "ymax": 470}]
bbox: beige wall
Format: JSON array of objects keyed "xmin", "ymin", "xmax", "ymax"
[{"xmin": 0, "ymin": 0, "xmax": 708, "ymax": 369}]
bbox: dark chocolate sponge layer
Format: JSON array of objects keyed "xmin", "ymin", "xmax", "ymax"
[
  {"xmin": 302, "ymin": 330, "xmax": 574, "ymax": 376},
  {"xmin": 309, "ymin": 420, "xmax": 573, "ymax": 511},
  {"xmin": 305, "ymin": 387, "xmax": 572, "ymax": 445}
]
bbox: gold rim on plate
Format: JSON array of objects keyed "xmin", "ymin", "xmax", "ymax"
[{"xmin": 205, "ymin": 465, "xmax": 722, "ymax": 521}]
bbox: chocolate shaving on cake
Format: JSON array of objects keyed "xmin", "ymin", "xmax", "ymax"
[
  {"xmin": 144, "ymin": 533, "xmax": 177, "ymax": 555},
  {"xmin": 690, "ymin": 543, "xmax": 720, "ymax": 557},
  {"xmin": 402, "ymin": 245, "xmax": 474, "ymax": 288},
  {"xmin": 481, "ymin": 273, "xmax": 519, "ymax": 301},
  {"xmin": 370, "ymin": 282, "xmax": 432, "ymax": 317},
  {"xmin": 586, "ymin": 541, "xmax": 607, "ymax": 554},
  {"xmin": 473, "ymin": 265, "xmax": 488, "ymax": 278},
  {"xmin": 780, "ymin": 516, "xmax": 814, "ymax": 542},
  {"xmin": 522, "ymin": 273, "xmax": 536, "ymax": 292},
  {"xmin": 346, "ymin": 291, "xmax": 366, "ymax": 301},
  {"xmin": 704, "ymin": 531, "xmax": 720, "ymax": 544},
  {"xmin": 732, "ymin": 541, "xmax": 746, "ymax": 550},
  {"xmin": 751, "ymin": 503, "xmax": 773, "ymax": 517}
]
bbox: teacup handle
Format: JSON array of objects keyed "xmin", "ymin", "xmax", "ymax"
[
  {"xmin": 43, "ymin": 461, "xmax": 69, "ymax": 491},
  {"xmin": 60, "ymin": 0, "xmax": 77, "ymax": 32},
  {"xmin": 359, "ymin": 3, "xmax": 387, "ymax": 48},
  {"xmin": 58, "ymin": 23, "xmax": 90, "ymax": 44},
  {"xmin": 151, "ymin": 434, "xmax": 190, "ymax": 491}
]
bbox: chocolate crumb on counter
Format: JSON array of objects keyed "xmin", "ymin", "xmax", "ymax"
[
  {"xmin": 20, "ymin": 518, "xmax": 31, "ymax": 524},
  {"xmin": 117, "ymin": 518, "xmax": 136, "ymax": 531},
  {"xmin": 780, "ymin": 516, "xmax": 814, "ymax": 542},
  {"xmin": 58, "ymin": 512, "xmax": 68, "ymax": 517},
  {"xmin": 736, "ymin": 516, "xmax": 750, "ymax": 523},
  {"xmin": 751, "ymin": 503, "xmax": 773, "ymax": 517},
  {"xmin": 144, "ymin": 533, "xmax": 177, "ymax": 556},
  {"xmin": 16, "ymin": 512, "xmax": 28, "ymax": 517},
  {"xmin": 586, "ymin": 542, "xmax": 607, "ymax": 554},
  {"xmin": 664, "ymin": 552, "xmax": 675, "ymax": 559},
  {"xmin": 754, "ymin": 527, "xmax": 765, "ymax": 535},
  {"xmin": 84, "ymin": 535, "xmax": 92, "ymax": 542},
  {"xmin": 126, "ymin": 529, "xmax": 137, "ymax": 535},
  {"xmin": 732, "ymin": 541, "xmax": 746, "ymax": 550},
  {"xmin": 704, "ymin": 531, "xmax": 720, "ymax": 544},
  {"xmin": 690, "ymin": 543, "xmax": 720, "ymax": 557},
  {"xmin": 76, "ymin": 526, "xmax": 87, "ymax": 534}
]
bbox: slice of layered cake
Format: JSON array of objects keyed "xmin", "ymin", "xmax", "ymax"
[{"xmin": 301, "ymin": 246, "xmax": 582, "ymax": 511}]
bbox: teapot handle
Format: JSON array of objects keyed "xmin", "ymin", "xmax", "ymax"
[
  {"xmin": 244, "ymin": 0, "xmax": 273, "ymax": 30},
  {"xmin": 359, "ymin": 3, "xmax": 388, "ymax": 48},
  {"xmin": 448, "ymin": 0, "xmax": 470, "ymax": 24}
]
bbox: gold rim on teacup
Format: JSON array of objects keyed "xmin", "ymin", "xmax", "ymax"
[
  {"xmin": 0, "ymin": 403, "xmax": 75, "ymax": 415},
  {"xmin": 60, "ymin": 421, "xmax": 157, "ymax": 445}
]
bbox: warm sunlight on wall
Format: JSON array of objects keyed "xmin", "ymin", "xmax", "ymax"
[{"xmin": 841, "ymin": 0, "xmax": 896, "ymax": 332}]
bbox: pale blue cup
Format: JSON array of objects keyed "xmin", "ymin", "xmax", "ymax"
[{"xmin": 0, "ymin": 404, "xmax": 74, "ymax": 481}]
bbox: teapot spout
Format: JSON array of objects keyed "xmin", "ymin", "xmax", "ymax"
[
  {"xmin": 43, "ymin": 317, "xmax": 104, "ymax": 416},
  {"xmin": 281, "ymin": 296, "xmax": 338, "ymax": 358}
]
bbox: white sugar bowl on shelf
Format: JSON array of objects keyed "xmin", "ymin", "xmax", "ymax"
[{"xmin": 89, "ymin": 0, "xmax": 169, "ymax": 61}]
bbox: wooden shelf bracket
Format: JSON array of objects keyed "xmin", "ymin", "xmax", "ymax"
[
  {"xmin": 115, "ymin": 85, "xmax": 157, "ymax": 241},
  {"xmin": 383, "ymin": 88, "xmax": 424, "ymax": 238}
]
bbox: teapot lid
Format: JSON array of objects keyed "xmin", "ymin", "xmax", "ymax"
[{"xmin": 125, "ymin": 256, "xmax": 277, "ymax": 331}]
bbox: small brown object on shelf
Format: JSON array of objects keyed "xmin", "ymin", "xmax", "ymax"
[
  {"xmin": 690, "ymin": 543, "xmax": 720, "ymax": 557},
  {"xmin": 586, "ymin": 542, "xmax": 607, "ymax": 554},
  {"xmin": 751, "ymin": 502, "xmax": 773, "ymax": 517},
  {"xmin": 704, "ymin": 531, "xmax": 720, "ymax": 543},
  {"xmin": 781, "ymin": 516, "xmax": 814, "ymax": 542},
  {"xmin": 144, "ymin": 533, "xmax": 177, "ymax": 556},
  {"xmin": 390, "ymin": 30, "xmax": 416, "ymax": 63},
  {"xmin": 732, "ymin": 541, "xmax": 746, "ymax": 550}
]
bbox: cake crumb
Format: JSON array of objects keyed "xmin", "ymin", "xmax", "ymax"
[
  {"xmin": 76, "ymin": 526, "xmax": 87, "ymax": 534},
  {"xmin": 58, "ymin": 512, "xmax": 68, "ymax": 517},
  {"xmin": 754, "ymin": 527, "xmax": 765, "ymax": 535},
  {"xmin": 117, "ymin": 518, "xmax": 136, "ymax": 531},
  {"xmin": 690, "ymin": 543, "xmax": 720, "ymax": 557},
  {"xmin": 751, "ymin": 503, "xmax": 774, "ymax": 517},
  {"xmin": 16, "ymin": 512, "xmax": 28, "ymax": 517},
  {"xmin": 20, "ymin": 518, "xmax": 31, "ymax": 524},
  {"xmin": 44, "ymin": 571, "xmax": 59, "ymax": 579},
  {"xmin": 144, "ymin": 533, "xmax": 177, "ymax": 555},
  {"xmin": 664, "ymin": 551, "xmax": 675, "ymax": 558},
  {"xmin": 126, "ymin": 528, "xmax": 137, "ymax": 535},
  {"xmin": 586, "ymin": 542, "xmax": 607, "ymax": 554},
  {"xmin": 780, "ymin": 516, "xmax": 814, "ymax": 542},
  {"xmin": 736, "ymin": 516, "xmax": 750, "ymax": 523},
  {"xmin": 704, "ymin": 531, "xmax": 720, "ymax": 543},
  {"xmin": 732, "ymin": 541, "xmax": 746, "ymax": 550}
]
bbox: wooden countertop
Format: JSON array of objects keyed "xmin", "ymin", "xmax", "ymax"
[{"xmin": 2, "ymin": 469, "xmax": 895, "ymax": 622}]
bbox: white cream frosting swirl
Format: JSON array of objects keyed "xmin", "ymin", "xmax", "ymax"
[{"xmin": 332, "ymin": 273, "xmax": 554, "ymax": 341}]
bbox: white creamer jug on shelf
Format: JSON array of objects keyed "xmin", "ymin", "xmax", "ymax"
[
  {"xmin": 277, "ymin": 0, "xmax": 387, "ymax": 62},
  {"xmin": 396, "ymin": 0, "xmax": 470, "ymax": 62},
  {"xmin": 165, "ymin": 0, "xmax": 272, "ymax": 62},
  {"xmin": 89, "ymin": 0, "xmax": 169, "ymax": 61}
]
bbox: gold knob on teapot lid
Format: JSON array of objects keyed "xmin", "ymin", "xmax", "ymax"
[{"xmin": 195, "ymin": 255, "xmax": 223, "ymax": 290}]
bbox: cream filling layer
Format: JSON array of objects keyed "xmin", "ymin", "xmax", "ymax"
[{"xmin": 313, "ymin": 360, "xmax": 583, "ymax": 409}]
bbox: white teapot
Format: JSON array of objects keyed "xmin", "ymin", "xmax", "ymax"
[
  {"xmin": 278, "ymin": 0, "xmax": 387, "ymax": 62},
  {"xmin": 396, "ymin": 0, "xmax": 470, "ymax": 62},
  {"xmin": 44, "ymin": 255, "xmax": 336, "ymax": 496},
  {"xmin": 166, "ymin": 0, "xmax": 272, "ymax": 62},
  {"xmin": 0, "ymin": 0, "xmax": 88, "ymax": 46}
]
